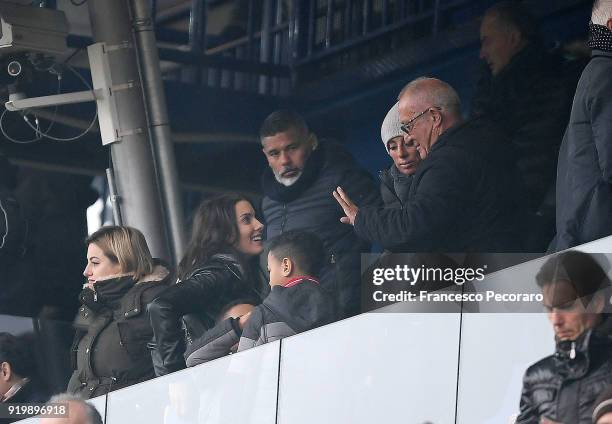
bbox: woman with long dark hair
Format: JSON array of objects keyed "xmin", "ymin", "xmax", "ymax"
[{"xmin": 149, "ymin": 193, "xmax": 264, "ymax": 376}]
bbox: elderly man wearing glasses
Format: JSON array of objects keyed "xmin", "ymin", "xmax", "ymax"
[{"xmin": 334, "ymin": 77, "xmax": 523, "ymax": 252}]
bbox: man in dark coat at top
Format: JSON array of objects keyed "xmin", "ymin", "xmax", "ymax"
[
  {"xmin": 472, "ymin": 1, "xmax": 577, "ymax": 251},
  {"xmin": 552, "ymin": 0, "xmax": 612, "ymax": 251},
  {"xmin": 334, "ymin": 77, "xmax": 521, "ymax": 252},
  {"xmin": 260, "ymin": 110, "xmax": 381, "ymax": 318}
]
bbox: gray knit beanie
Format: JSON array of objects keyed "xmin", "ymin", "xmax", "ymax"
[{"xmin": 380, "ymin": 102, "xmax": 404, "ymax": 152}]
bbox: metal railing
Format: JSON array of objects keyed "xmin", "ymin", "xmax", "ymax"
[
  {"xmin": 155, "ymin": 0, "xmax": 479, "ymax": 95},
  {"xmin": 156, "ymin": 0, "xmax": 293, "ymax": 96},
  {"xmin": 296, "ymin": 0, "xmax": 469, "ymax": 61}
]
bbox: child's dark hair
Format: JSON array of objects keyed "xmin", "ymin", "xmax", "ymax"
[{"xmin": 267, "ymin": 230, "xmax": 325, "ymax": 277}]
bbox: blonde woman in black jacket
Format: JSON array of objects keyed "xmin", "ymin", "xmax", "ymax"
[{"xmin": 67, "ymin": 226, "xmax": 171, "ymax": 398}]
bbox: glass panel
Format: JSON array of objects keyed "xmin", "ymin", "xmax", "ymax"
[
  {"xmin": 105, "ymin": 341, "xmax": 281, "ymax": 424},
  {"xmin": 278, "ymin": 313, "xmax": 461, "ymax": 423},
  {"xmin": 456, "ymin": 314, "xmax": 553, "ymax": 424}
]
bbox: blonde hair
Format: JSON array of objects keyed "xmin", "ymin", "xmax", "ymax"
[{"xmin": 86, "ymin": 226, "xmax": 154, "ymax": 281}]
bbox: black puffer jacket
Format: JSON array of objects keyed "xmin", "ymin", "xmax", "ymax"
[
  {"xmin": 184, "ymin": 276, "xmax": 334, "ymax": 366},
  {"xmin": 354, "ymin": 117, "xmax": 522, "ymax": 252},
  {"xmin": 516, "ymin": 316, "xmax": 612, "ymax": 424},
  {"xmin": 67, "ymin": 265, "xmax": 171, "ymax": 398},
  {"xmin": 148, "ymin": 254, "xmax": 263, "ymax": 376},
  {"xmin": 262, "ymin": 142, "xmax": 381, "ymax": 318}
]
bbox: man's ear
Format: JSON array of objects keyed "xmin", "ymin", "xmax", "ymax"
[
  {"xmin": 281, "ymin": 257, "xmax": 293, "ymax": 277},
  {"xmin": 508, "ymin": 27, "xmax": 523, "ymax": 49},
  {"xmin": 607, "ymin": 18, "xmax": 612, "ymax": 32},
  {"xmin": 590, "ymin": 293, "xmax": 607, "ymax": 314},
  {"xmin": 309, "ymin": 133, "xmax": 319, "ymax": 151},
  {"xmin": 0, "ymin": 362, "xmax": 12, "ymax": 382},
  {"xmin": 430, "ymin": 108, "xmax": 442, "ymax": 128}
]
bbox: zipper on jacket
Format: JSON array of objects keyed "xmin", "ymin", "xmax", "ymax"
[
  {"xmin": 280, "ymin": 203, "xmax": 287, "ymax": 233},
  {"xmin": 329, "ymin": 252, "xmax": 341, "ymax": 320},
  {"xmin": 570, "ymin": 341, "xmax": 576, "ymax": 360},
  {"xmin": 378, "ymin": 170, "xmax": 403, "ymax": 206}
]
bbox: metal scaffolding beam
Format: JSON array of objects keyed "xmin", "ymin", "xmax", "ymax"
[
  {"xmin": 87, "ymin": 0, "xmax": 172, "ymax": 263},
  {"xmin": 129, "ymin": 0, "xmax": 187, "ymax": 265}
]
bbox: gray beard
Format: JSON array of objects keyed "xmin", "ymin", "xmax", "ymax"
[{"xmin": 274, "ymin": 170, "xmax": 302, "ymax": 186}]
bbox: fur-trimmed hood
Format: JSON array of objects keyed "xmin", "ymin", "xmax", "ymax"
[
  {"xmin": 87, "ymin": 264, "xmax": 171, "ymax": 286},
  {"xmin": 138, "ymin": 265, "xmax": 170, "ymax": 284}
]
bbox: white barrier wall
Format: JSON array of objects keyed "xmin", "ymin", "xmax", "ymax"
[
  {"xmin": 576, "ymin": 235, "xmax": 612, "ymax": 253},
  {"xmin": 16, "ymin": 247, "xmax": 612, "ymax": 424},
  {"xmin": 456, "ymin": 314, "xmax": 553, "ymax": 424},
  {"xmin": 278, "ymin": 313, "xmax": 462, "ymax": 424},
  {"xmin": 105, "ymin": 340, "xmax": 280, "ymax": 424}
]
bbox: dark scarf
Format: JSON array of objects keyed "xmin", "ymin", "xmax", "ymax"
[
  {"xmin": 390, "ymin": 164, "xmax": 414, "ymax": 205},
  {"xmin": 78, "ymin": 275, "xmax": 135, "ymax": 312},
  {"xmin": 588, "ymin": 22, "xmax": 612, "ymax": 53},
  {"xmin": 261, "ymin": 146, "xmax": 325, "ymax": 203}
]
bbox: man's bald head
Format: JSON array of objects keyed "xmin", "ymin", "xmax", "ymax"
[
  {"xmin": 40, "ymin": 395, "xmax": 102, "ymax": 424},
  {"xmin": 396, "ymin": 77, "xmax": 463, "ymax": 158},
  {"xmin": 592, "ymin": 0, "xmax": 612, "ymax": 28},
  {"xmin": 397, "ymin": 77, "xmax": 462, "ymax": 119}
]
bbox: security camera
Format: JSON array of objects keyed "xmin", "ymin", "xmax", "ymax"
[{"xmin": 0, "ymin": 1, "xmax": 69, "ymax": 57}]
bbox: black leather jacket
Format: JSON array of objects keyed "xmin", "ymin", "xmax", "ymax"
[
  {"xmin": 148, "ymin": 253, "xmax": 262, "ymax": 376},
  {"xmin": 517, "ymin": 316, "xmax": 612, "ymax": 424}
]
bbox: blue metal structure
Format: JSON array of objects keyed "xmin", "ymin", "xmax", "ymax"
[{"xmin": 1, "ymin": 0, "xmax": 593, "ymax": 191}]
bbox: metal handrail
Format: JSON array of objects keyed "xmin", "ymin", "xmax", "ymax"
[
  {"xmin": 205, "ymin": 22, "xmax": 290, "ymax": 55},
  {"xmin": 295, "ymin": 0, "xmax": 472, "ymax": 64}
]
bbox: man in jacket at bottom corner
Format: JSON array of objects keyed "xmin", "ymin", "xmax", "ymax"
[
  {"xmin": 184, "ymin": 230, "xmax": 334, "ymax": 366},
  {"xmin": 517, "ymin": 251, "xmax": 612, "ymax": 424}
]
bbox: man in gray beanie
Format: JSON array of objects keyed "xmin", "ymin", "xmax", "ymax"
[{"xmin": 379, "ymin": 102, "xmax": 421, "ymax": 209}]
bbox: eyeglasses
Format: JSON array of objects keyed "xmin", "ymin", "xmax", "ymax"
[{"xmin": 400, "ymin": 106, "xmax": 441, "ymax": 135}]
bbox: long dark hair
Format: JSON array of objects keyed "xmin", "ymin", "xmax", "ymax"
[{"xmin": 178, "ymin": 193, "xmax": 251, "ymax": 280}]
